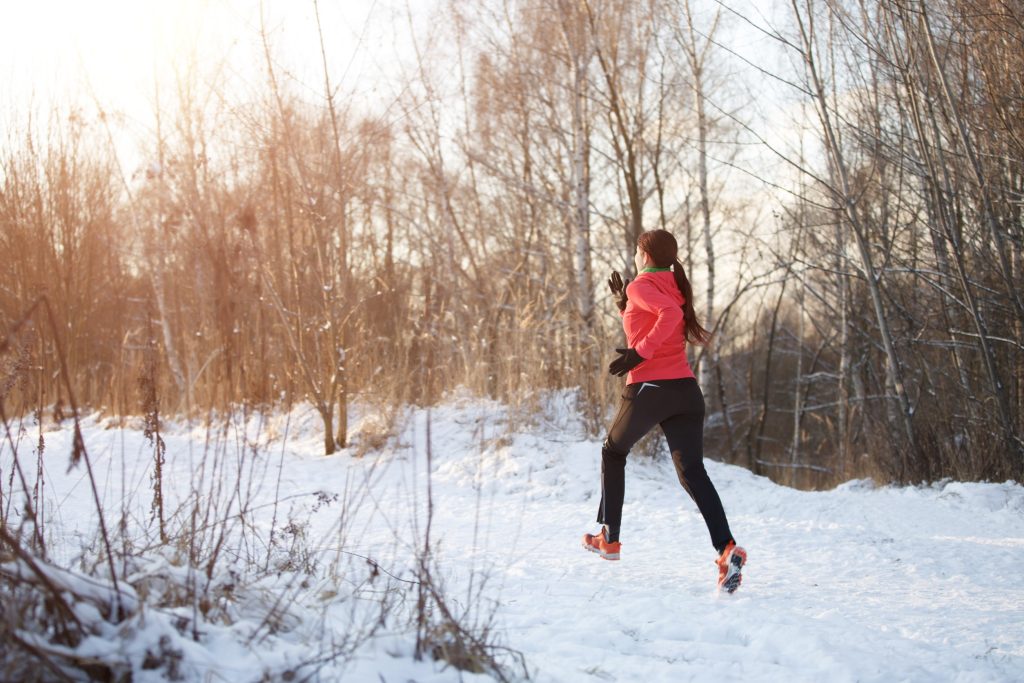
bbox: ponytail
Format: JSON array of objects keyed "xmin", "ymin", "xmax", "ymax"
[{"xmin": 673, "ymin": 258, "xmax": 711, "ymax": 346}]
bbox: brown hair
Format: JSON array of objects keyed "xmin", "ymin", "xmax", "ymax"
[{"xmin": 636, "ymin": 229, "xmax": 711, "ymax": 346}]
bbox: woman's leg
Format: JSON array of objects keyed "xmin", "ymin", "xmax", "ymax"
[
  {"xmin": 596, "ymin": 386, "xmax": 669, "ymax": 542},
  {"xmin": 659, "ymin": 380, "xmax": 734, "ymax": 553}
]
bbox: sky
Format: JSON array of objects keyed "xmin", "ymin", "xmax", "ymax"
[
  {"xmin": 0, "ymin": 0, "xmax": 413, "ymax": 172},
  {"xmin": 0, "ymin": 0, "xmax": 404, "ymax": 99},
  {"xmin": 0, "ymin": 0, "xmax": 799, "ymax": 147}
]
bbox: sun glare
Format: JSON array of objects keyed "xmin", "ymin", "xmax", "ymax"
[
  {"xmin": 3, "ymin": 0, "xmax": 400, "ymax": 135},
  {"xmin": 3, "ymin": 0, "xmax": 224, "ymax": 110}
]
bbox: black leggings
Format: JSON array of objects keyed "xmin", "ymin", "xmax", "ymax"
[{"xmin": 597, "ymin": 377, "xmax": 734, "ymax": 553}]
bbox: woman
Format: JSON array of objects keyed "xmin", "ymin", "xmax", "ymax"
[{"xmin": 582, "ymin": 229, "xmax": 747, "ymax": 594}]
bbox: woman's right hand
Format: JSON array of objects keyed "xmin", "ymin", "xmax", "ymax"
[{"xmin": 608, "ymin": 271, "xmax": 630, "ymax": 311}]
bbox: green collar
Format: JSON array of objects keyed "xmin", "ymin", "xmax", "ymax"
[{"xmin": 641, "ymin": 267, "xmax": 671, "ymax": 273}]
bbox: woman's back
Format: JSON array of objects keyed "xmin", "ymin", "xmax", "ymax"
[{"xmin": 622, "ymin": 270, "xmax": 693, "ymax": 384}]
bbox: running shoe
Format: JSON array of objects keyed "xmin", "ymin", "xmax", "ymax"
[
  {"xmin": 582, "ymin": 526, "xmax": 621, "ymax": 561},
  {"xmin": 716, "ymin": 541, "xmax": 747, "ymax": 593}
]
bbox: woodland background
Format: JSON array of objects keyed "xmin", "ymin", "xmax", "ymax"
[{"xmin": 1, "ymin": 0, "xmax": 1021, "ymax": 488}]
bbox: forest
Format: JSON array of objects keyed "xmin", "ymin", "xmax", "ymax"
[{"xmin": 1, "ymin": 0, "xmax": 1021, "ymax": 488}]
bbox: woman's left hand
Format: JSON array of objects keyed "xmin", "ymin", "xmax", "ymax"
[{"xmin": 608, "ymin": 271, "xmax": 630, "ymax": 311}]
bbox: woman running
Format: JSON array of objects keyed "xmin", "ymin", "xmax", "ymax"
[{"xmin": 582, "ymin": 229, "xmax": 747, "ymax": 593}]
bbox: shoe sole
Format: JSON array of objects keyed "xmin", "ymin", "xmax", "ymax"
[
  {"xmin": 719, "ymin": 549, "xmax": 746, "ymax": 593},
  {"xmin": 583, "ymin": 540, "xmax": 620, "ymax": 561}
]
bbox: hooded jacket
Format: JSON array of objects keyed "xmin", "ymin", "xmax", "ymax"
[{"xmin": 620, "ymin": 269, "xmax": 695, "ymax": 384}]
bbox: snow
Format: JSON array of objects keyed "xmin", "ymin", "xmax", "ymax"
[{"xmin": 3, "ymin": 391, "xmax": 1023, "ymax": 681}]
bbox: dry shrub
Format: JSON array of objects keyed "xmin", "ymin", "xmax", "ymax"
[{"xmin": 413, "ymin": 555, "xmax": 529, "ymax": 682}]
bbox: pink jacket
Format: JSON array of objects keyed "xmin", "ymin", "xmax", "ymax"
[{"xmin": 621, "ymin": 270, "xmax": 695, "ymax": 384}]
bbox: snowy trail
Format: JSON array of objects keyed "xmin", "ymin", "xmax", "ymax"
[
  {"xmin": 357, "ymin": 402, "xmax": 1024, "ymax": 682},
  {"xmin": 7, "ymin": 397, "xmax": 1024, "ymax": 682}
]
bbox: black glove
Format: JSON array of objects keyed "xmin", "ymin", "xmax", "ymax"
[
  {"xmin": 608, "ymin": 348, "xmax": 644, "ymax": 376},
  {"xmin": 607, "ymin": 271, "xmax": 630, "ymax": 312}
]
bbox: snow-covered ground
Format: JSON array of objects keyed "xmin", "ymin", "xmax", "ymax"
[{"xmin": 4, "ymin": 391, "xmax": 1023, "ymax": 682}]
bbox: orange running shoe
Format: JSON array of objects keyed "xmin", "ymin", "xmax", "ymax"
[
  {"xmin": 582, "ymin": 527, "xmax": 621, "ymax": 561},
  {"xmin": 716, "ymin": 541, "xmax": 747, "ymax": 593}
]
